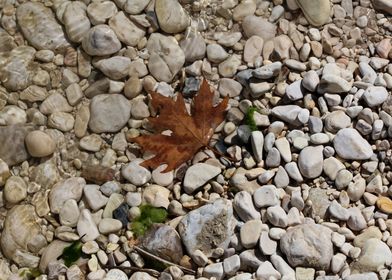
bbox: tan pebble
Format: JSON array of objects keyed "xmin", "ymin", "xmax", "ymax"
[
  {"xmin": 25, "ymin": 130, "xmax": 56, "ymax": 157},
  {"xmin": 377, "ymin": 196, "xmax": 392, "ymax": 214},
  {"xmin": 0, "ymin": 158, "xmax": 10, "ymax": 186}
]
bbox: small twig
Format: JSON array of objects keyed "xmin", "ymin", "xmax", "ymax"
[
  {"xmin": 133, "ymin": 246, "xmax": 196, "ymax": 275},
  {"xmin": 105, "ymin": 265, "xmax": 160, "ymax": 277}
]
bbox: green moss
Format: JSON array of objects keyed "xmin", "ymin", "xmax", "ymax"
[
  {"xmin": 19, "ymin": 268, "xmax": 41, "ymax": 279},
  {"xmin": 131, "ymin": 204, "xmax": 168, "ymax": 237},
  {"xmin": 244, "ymin": 106, "xmax": 259, "ymax": 131},
  {"xmin": 60, "ymin": 239, "xmax": 83, "ymax": 267}
]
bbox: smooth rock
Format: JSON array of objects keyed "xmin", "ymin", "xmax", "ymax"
[
  {"xmin": 333, "ymin": 128, "xmax": 373, "ymax": 160},
  {"xmin": 155, "ymin": 0, "xmax": 189, "ymax": 34},
  {"xmin": 89, "ymin": 94, "xmax": 131, "ymax": 133},
  {"xmin": 362, "ymin": 86, "xmax": 388, "ymax": 107},
  {"xmin": 242, "ymin": 16, "xmax": 276, "ymax": 40},
  {"xmin": 108, "ymin": 12, "xmax": 145, "ymax": 47},
  {"xmin": 298, "ymin": 146, "xmax": 323, "ymax": 178},
  {"xmin": 98, "ymin": 218, "xmax": 122, "ymax": 234},
  {"xmin": 147, "ymin": 33, "xmax": 185, "ymax": 82},
  {"xmin": 49, "ymin": 177, "xmax": 86, "ymax": 214},
  {"xmin": 122, "ymin": 159, "xmax": 151, "ymax": 186},
  {"xmin": 280, "ymin": 224, "xmax": 333, "ymax": 269},
  {"xmin": 184, "ymin": 163, "xmax": 220, "ymax": 194},
  {"xmin": 77, "ymin": 209, "xmax": 100, "ymax": 242},
  {"xmin": 16, "ymin": 2, "xmax": 70, "ymax": 52},
  {"xmin": 82, "ymin": 24, "xmax": 121, "ymax": 56},
  {"xmin": 295, "ymin": 0, "xmax": 331, "ymax": 26},
  {"xmin": 351, "ymin": 238, "xmax": 392, "ymax": 273},
  {"xmin": 25, "ymin": 131, "xmax": 55, "ymax": 157},
  {"xmin": 1, "ymin": 205, "xmax": 42, "ymax": 264}
]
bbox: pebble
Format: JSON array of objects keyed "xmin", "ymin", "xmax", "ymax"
[
  {"xmin": 280, "ymin": 224, "xmax": 333, "ymax": 270},
  {"xmin": 351, "ymin": 238, "xmax": 392, "ymax": 273},
  {"xmin": 104, "ymin": 269, "xmax": 128, "ymax": 280},
  {"xmin": 89, "ymin": 94, "xmax": 131, "ymax": 133},
  {"xmin": 183, "ymin": 163, "xmax": 221, "ymax": 194},
  {"xmin": 256, "ymin": 261, "xmax": 281, "ymax": 280},
  {"xmin": 179, "ymin": 199, "xmax": 234, "ymax": 258},
  {"xmin": 298, "ymin": 146, "xmax": 323, "ymax": 179},
  {"xmin": 121, "ymin": 159, "xmax": 151, "ymax": 186},
  {"xmin": 362, "ymin": 86, "xmax": 388, "ymax": 107},
  {"xmin": 59, "ymin": 199, "xmax": 80, "ymax": 227},
  {"xmin": 77, "ymin": 209, "xmax": 100, "ymax": 242},
  {"xmin": 155, "ymin": 0, "xmax": 189, "ymax": 34},
  {"xmin": 233, "ymin": 191, "xmax": 261, "ymax": 221},
  {"xmin": 4, "ymin": 176, "xmax": 27, "ymax": 204},
  {"xmin": 25, "ymin": 130, "xmax": 55, "ymax": 157},
  {"xmin": 240, "ymin": 219, "xmax": 262, "ymax": 248},
  {"xmin": 16, "ymin": 2, "xmax": 70, "ymax": 52},
  {"xmin": 207, "ymin": 44, "xmax": 229, "ymax": 64},
  {"xmin": 242, "ymin": 16, "xmax": 276, "ymax": 40},
  {"xmin": 333, "ymin": 128, "xmax": 373, "ymax": 160},
  {"xmin": 108, "ymin": 12, "xmax": 145, "ymax": 47},
  {"xmin": 84, "ymin": 185, "xmax": 109, "ymax": 211},
  {"xmin": 49, "ymin": 177, "xmax": 86, "ymax": 214},
  {"xmin": 296, "ymin": 0, "xmax": 330, "ymax": 26},
  {"xmin": 267, "ymin": 205, "xmax": 288, "ymax": 228},
  {"xmin": 98, "ymin": 218, "xmax": 122, "ymax": 235}
]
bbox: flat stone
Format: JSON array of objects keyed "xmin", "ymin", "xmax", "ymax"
[
  {"xmin": 98, "ymin": 218, "xmax": 122, "ymax": 235},
  {"xmin": 0, "ymin": 205, "xmax": 42, "ymax": 265},
  {"xmin": 333, "ymin": 128, "xmax": 373, "ymax": 160},
  {"xmin": 179, "ymin": 199, "xmax": 235, "ymax": 258},
  {"xmin": 183, "ymin": 163, "xmax": 221, "ymax": 194},
  {"xmin": 266, "ymin": 205, "xmax": 288, "ymax": 228},
  {"xmin": 108, "ymin": 12, "xmax": 145, "ymax": 47},
  {"xmin": 242, "ymin": 16, "xmax": 276, "ymax": 40},
  {"xmin": 84, "ymin": 185, "xmax": 109, "ymax": 211},
  {"xmin": 240, "ymin": 219, "xmax": 262, "ymax": 249}
]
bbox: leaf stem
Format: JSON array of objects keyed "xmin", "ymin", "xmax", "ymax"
[
  {"xmin": 105, "ymin": 265, "xmax": 161, "ymax": 277},
  {"xmin": 133, "ymin": 246, "xmax": 196, "ymax": 275}
]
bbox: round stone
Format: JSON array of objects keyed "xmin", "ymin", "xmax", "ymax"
[
  {"xmin": 82, "ymin": 24, "xmax": 121, "ymax": 56},
  {"xmin": 4, "ymin": 176, "xmax": 27, "ymax": 204},
  {"xmin": 25, "ymin": 130, "xmax": 55, "ymax": 157}
]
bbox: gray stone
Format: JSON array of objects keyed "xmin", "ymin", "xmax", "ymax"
[
  {"xmin": 333, "ymin": 128, "xmax": 373, "ymax": 160},
  {"xmin": 142, "ymin": 224, "xmax": 183, "ymax": 264},
  {"xmin": 298, "ymin": 146, "xmax": 323, "ymax": 178},
  {"xmin": 82, "ymin": 25, "xmax": 121, "ymax": 56},
  {"xmin": 362, "ymin": 86, "xmax": 388, "ymax": 107},
  {"xmin": 16, "ymin": 2, "xmax": 70, "ymax": 52},
  {"xmin": 183, "ymin": 163, "xmax": 221, "ymax": 194},
  {"xmin": 121, "ymin": 159, "xmax": 151, "ymax": 186},
  {"xmin": 242, "ymin": 16, "xmax": 276, "ymax": 40},
  {"xmin": 280, "ymin": 224, "xmax": 333, "ymax": 269},
  {"xmin": 179, "ymin": 199, "xmax": 235, "ymax": 258},
  {"xmin": 89, "ymin": 94, "xmax": 131, "ymax": 133},
  {"xmin": 234, "ymin": 191, "xmax": 260, "ymax": 221}
]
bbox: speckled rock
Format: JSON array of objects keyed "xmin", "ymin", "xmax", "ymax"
[{"xmin": 179, "ymin": 199, "xmax": 235, "ymax": 259}]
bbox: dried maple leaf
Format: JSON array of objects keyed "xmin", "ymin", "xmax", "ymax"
[{"xmin": 133, "ymin": 79, "xmax": 228, "ymax": 172}]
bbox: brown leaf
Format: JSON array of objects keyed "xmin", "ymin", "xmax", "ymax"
[{"xmin": 133, "ymin": 79, "xmax": 228, "ymax": 172}]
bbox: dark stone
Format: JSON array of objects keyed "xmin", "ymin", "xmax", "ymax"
[
  {"xmin": 113, "ymin": 203, "xmax": 129, "ymax": 227},
  {"xmin": 141, "ymin": 224, "xmax": 184, "ymax": 264},
  {"xmin": 182, "ymin": 77, "xmax": 200, "ymax": 97}
]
